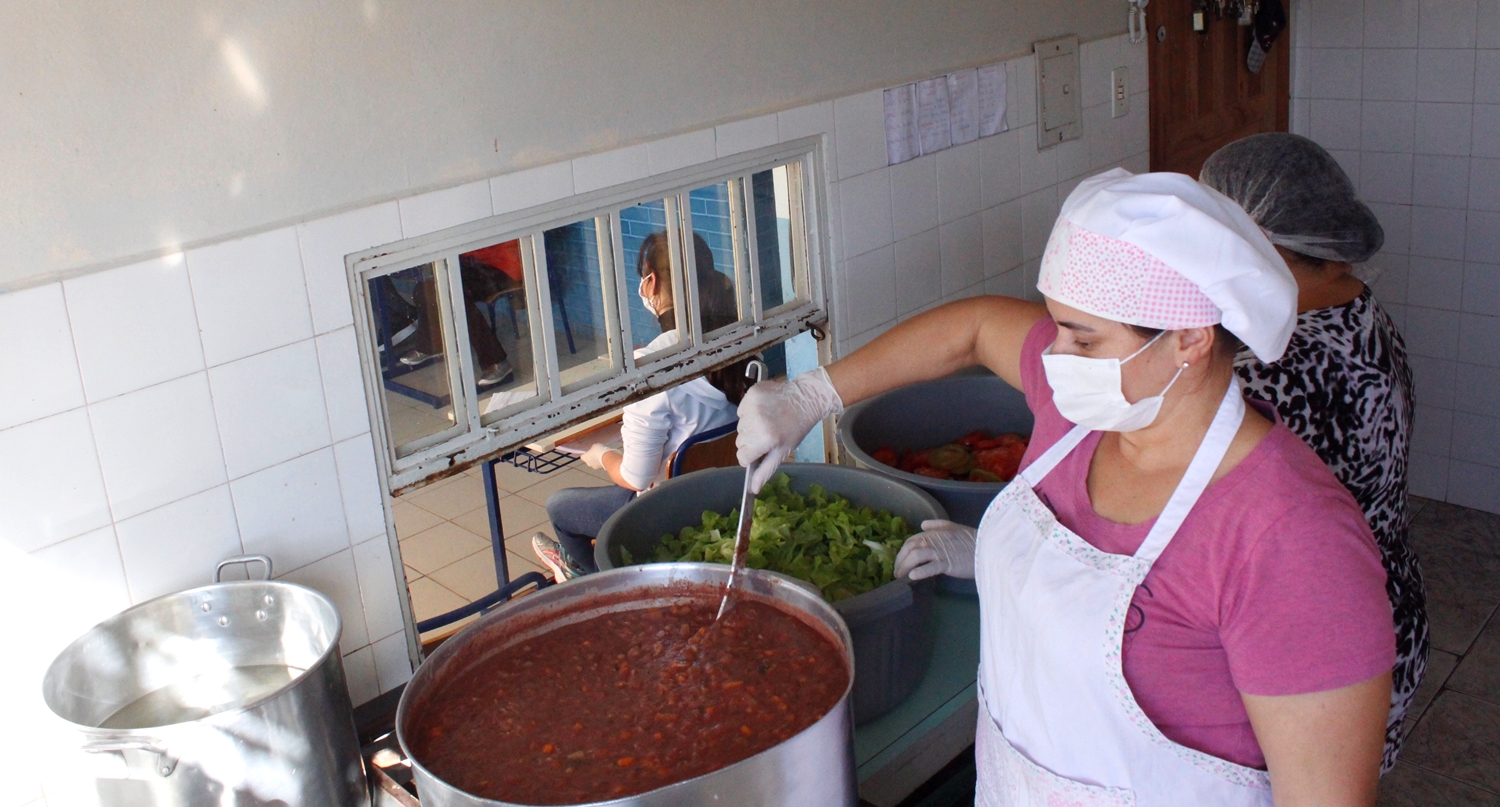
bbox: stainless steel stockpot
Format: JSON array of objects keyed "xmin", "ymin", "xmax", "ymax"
[
  {"xmin": 42, "ymin": 556, "xmax": 369, "ymax": 807},
  {"xmin": 397, "ymin": 563, "xmax": 858, "ymax": 807}
]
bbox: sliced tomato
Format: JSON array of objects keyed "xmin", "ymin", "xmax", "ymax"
[{"xmin": 871, "ymin": 447, "xmax": 898, "ymax": 467}]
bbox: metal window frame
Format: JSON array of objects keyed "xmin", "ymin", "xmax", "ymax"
[{"xmin": 348, "ymin": 138, "xmax": 830, "ymax": 494}]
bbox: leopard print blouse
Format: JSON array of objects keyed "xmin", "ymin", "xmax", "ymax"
[{"xmin": 1234, "ymin": 287, "xmax": 1426, "ymax": 773}]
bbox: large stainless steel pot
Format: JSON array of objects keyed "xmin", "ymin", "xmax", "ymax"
[
  {"xmin": 397, "ymin": 563, "xmax": 858, "ymax": 807},
  {"xmin": 42, "ymin": 556, "xmax": 369, "ymax": 807}
]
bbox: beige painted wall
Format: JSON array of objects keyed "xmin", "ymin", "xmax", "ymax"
[{"xmin": 2, "ymin": 0, "xmax": 1123, "ymax": 290}]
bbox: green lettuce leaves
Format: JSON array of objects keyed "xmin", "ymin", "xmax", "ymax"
[{"xmin": 643, "ymin": 472, "xmax": 912, "ymax": 603}]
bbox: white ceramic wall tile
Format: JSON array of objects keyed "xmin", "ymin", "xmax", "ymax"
[
  {"xmin": 841, "ymin": 247, "xmax": 896, "ymax": 336},
  {"xmin": 372, "ymin": 630, "xmax": 413, "ymax": 693},
  {"xmin": 1464, "ymin": 261, "xmax": 1500, "ymax": 312},
  {"xmin": 1447, "ymin": 459, "xmax": 1500, "ymax": 512},
  {"xmin": 889, "ymin": 155, "xmax": 938, "ymax": 242},
  {"xmin": 1121, "ymin": 152, "xmax": 1150, "ymax": 174},
  {"xmin": 315, "ymin": 327, "xmax": 369, "ymax": 444},
  {"xmin": 833, "ymin": 90, "xmax": 886, "ymax": 180},
  {"xmin": 1451, "ymin": 410, "xmax": 1500, "ymax": 465},
  {"xmin": 716, "ymin": 114, "xmax": 778, "ymax": 158},
  {"xmin": 186, "ymin": 228, "xmax": 314, "ymax": 367},
  {"xmin": 979, "ymin": 128, "xmax": 1024, "ymax": 208},
  {"xmin": 939, "ymin": 214, "xmax": 984, "ymax": 296},
  {"xmin": 1468, "ymin": 158, "xmax": 1500, "ymax": 209},
  {"xmin": 1409, "ymin": 450, "xmax": 1451, "ymax": 498},
  {"xmin": 296, "ymin": 203, "xmax": 403, "ymax": 335},
  {"xmin": 1053, "ymin": 138, "xmax": 1090, "ymax": 183},
  {"xmin": 1122, "ymin": 37, "xmax": 1149, "ymax": 82},
  {"xmin": 1310, "ymin": 99, "xmax": 1364, "ymax": 150},
  {"xmin": 231, "ymin": 448, "xmax": 349, "ymax": 573},
  {"xmin": 342, "ymin": 646, "xmax": 379, "ymax": 706},
  {"xmin": 893, "ymin": 230, "xmax": 942, "ymax": 316},
  {"xmin": 1361, "ymin": 152, "xmax": 1415, "ymax": 202},
  {"xmin": 1412, "ymin": 405, "xmax": 1456, "ymax": 455},
  {"xmin": 209, "ymin": 341, "xmax": 331, "ymax": 480},
  {"xmin": 397, "ymin": 180, "xmax": 491, "ymax": 239},
  {"xmin": 571, "ymin": 144, "xmax": 649, "ymax": 195},
  {"xmin": 987, "ymin": 267, "xmax": 1027, "ymax": 298},
  {"xmin": 1363, "ymin": 49, "xmax": 1420, "ymax": 100},
  {"xmin": 353, "ymin": 534, "xmax": 406, "ymax": 642},
  {"xmin": 1408, "ymin": 256, "xmax": 1466, "ymax": 308},
  {"xmin": 1481, "ymin": 0, "xmax": 1500, "ymax": 47},
  {"xmin": 1362, "ymin": 251, "xmax": 1408, "ymax": 301},
  {"xmin": 1476, "ymin": 50, "xmax": 1500, "ymax": 102},
  {"xmin": 983, "ymin": 200, "xmax": 1024, "ymax": 278},
  {"xmin": 490, "ymin": 161, "xmax": 576, "ymax": 216},
  {"xmin": 280, "ymin": 548, "xmax": 369, "ymax": 650},
  {"xmin": 1368, "ymin": 202, "xmax": 1414, "ymax": 254},
  {"xmin": 1304, "ymin": 48, "xmax": 1365, "ymax": 98},
  {"xmin": 645, "ymin": 130, "xmax": 717, "ymax": 175},
  {"xmin": 89, "ymin": 372, "xmax": 226, "ymax": 521},
  {"xmin": 115, "ymin": 485, "xmax": 243, "ymax": 602},
  {"xmin": 1017, "ymin": 128, "xmax": 1059, "ymax": 194},
  {"xmin": 1421, "ymin": 0, "xmax": 1480, "ymax": 49},
  {"xmin": 1417, "ymin": 49, "xmax": 1478, "ymax": 102},
  {"xmin": 1472, "ymin": 105, "xmax": 1500, "ymax": 156},
  {"xmin": 1412, "ymin": 154, "xmax": 1470, "ymax": 207},
  {"xmin": 778, "ymin": 101, "xmax": 835, "ymax": 143},
  {"xmin": 1361, "ymin": 101, "xmax": 1417, "ymax": 152},
  {"xmin": 1410, "ymin": 205, "xmax": 1469, "ymax": 258},
  {"xmin": 1467, "ymin": 209, "xmax": 1500, "ymax": 259},
  {"xmin": 334, "ymin": 433, "xmax": 386, "ymax": 544},
  {"xmin": 1414, "ymin": 102, "xmax": 1474, "ymax": 155},
  {"xmin": 1459, "ymin": 311, "xmax": 1500, "ymax": 364},
  {"xmin": 0, "ymin": 283, "xmax": 84, "ymax": 433},
  {"xmin": 1404, "ymin": 305, "xmax": 1463, "ymax": 357},
  {"xmin": 937, "ymin": 143, "xmax": 983, "ymax": 225},
  {"xmin": 1326, "ymin": 148, "xmax": 1363, "ymax": 187},
  {"xmin": 1454, "ymin": 361, "xmax": 1500, "ymax": 414},
  {"xmin": 28, "ymin": 526, "xmax": 131, "ymax": 625},
  {"xmin": 65, "ymin": 255, "xmax": 203, "ymax": 404},
  {"xmin": 1365, "ymin": 0, "xmax": 1421, "ymax": 47},
  {"xmin": 1410, "ymin": 354, "xmax": 1457, "ymax": 408},
  {"xmin": 1308, "ymin": 0, "xmax": 1366, "ymax": 46},
  {"xmin": 1020, "ymin": 187, "xmax": 1060, "ymax": 261},
  {"xmin": 1007, "ymin": 57, "xmax": 1038, "ymax": 129},
  {"xmin": 839, "ymin": 168, "xmax": 894, "ymax": 258},
  {"xmin": 1292, "ymin": 97, "xmax": 1313, "ymax": 136}
]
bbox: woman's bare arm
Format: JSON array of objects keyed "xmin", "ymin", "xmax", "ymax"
[
  {"xmin": 825, "ymin": 296, "xmax": 1048, "ymax": 407},
  {"xmin": 1243, "ymin": 671, "xmax": 1390, "ymax": 807}
]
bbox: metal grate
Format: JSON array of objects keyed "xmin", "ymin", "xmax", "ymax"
[{"xmin": 500, "ymin": 447, "xmax": 578, "ymax": 475}]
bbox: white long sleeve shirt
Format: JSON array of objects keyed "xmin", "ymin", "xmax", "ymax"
[{"xmin": 618, "ymin": 331, "xmax": 739, "ymax": 490}]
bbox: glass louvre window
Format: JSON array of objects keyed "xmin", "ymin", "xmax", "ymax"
[{"xmin": 350, "ymin": 143, "xmax": 828, "ymax": 491}]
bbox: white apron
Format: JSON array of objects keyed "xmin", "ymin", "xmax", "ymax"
[{"xmin": 973, "ymin": 381, "xmax": 1274, "ymax": 807}]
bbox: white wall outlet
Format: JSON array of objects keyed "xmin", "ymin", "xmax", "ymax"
[{"xmin": 1111, "ymin": 67, "xmax": 1130, "ymax": 118}]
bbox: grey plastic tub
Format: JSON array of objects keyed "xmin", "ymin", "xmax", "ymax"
[
  {"xmin": 595, "ymin": 463, "xmax": 946, "ymax": 724},
  {"xmin": 838, "ymin": 373, "xmax": 1034, "ymax": 528}
]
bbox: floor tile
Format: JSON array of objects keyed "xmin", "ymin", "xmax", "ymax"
[
  {"xmin": 398, "ymin": 522, "xmax": 489, "ymax": 575},
  {"xmin": 507, "ymin": 549, "xmax": 550, "ymax": 582},
  {"xmin": 405, "ymin": 472, "xmax": 488, "ymax": 520},
  {"xmin": 487, "ymin": 461, "xmax": 549, "ymax": 493},
  {"xmin": 1401, "ymin": 691, "xmax": 1500, "ymax": 792},
  {"xmin": 450, "ymin": 494, "xmax": 550, "ymax": 540},
  {"xmin": 1451, "ymin": 614, "xmax": 1500, "ymax": 704},
  {"xmin": 1407, "ymin": 650, "xmax": 1461, "ymax": 739},
  {"xmin": 504, "ymin": 524, "xmax": 559, "ymax": 560},
  {"xmin": 406, "ymin": 576, "xmax": 468, "ymax": 622},
  {"xmin": 1377, "ymin": 762, "xmax": 1500, "ymax": 806},
  {"xmin": 427, "ymin": 548, "xmax": 500, "ymax": 601},
  {"xmin": 1411, "ymin": 495, "xmax": 1434, "ymax": 520},
  {"xmin": 1411, "ymin": 522, "xmax": 1500, "ymax": 654},
  {"xmin": 1414, "ymin": 500, "xmax": 1500, "ymax": 543},
  {"xmin": 392, "ymin": 499, "xmax": 443, "ymax": 539},
  {"xmin": 511, "ymin": 468, "xmax": 608, "ymax": 506}
]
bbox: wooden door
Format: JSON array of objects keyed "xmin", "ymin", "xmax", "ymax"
[{"xmin": 1148, "ymin": 0, "xmax": 1290, "ymax": 176}]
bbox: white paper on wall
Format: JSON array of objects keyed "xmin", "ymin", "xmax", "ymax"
[
  {"xmin": 883, "ymin": 85, "xmax": 920, "ymax": 165},
  {"xmin": 947, "ymin": 69, "xmax": 980, "ymax": 145},
  {"xmin": 916, "ymin": 77, "xmax": 953, "ymax": 155},
  {"xmin": 978, "ymin": 63, "xmax": 1009, "ymax": 137}
]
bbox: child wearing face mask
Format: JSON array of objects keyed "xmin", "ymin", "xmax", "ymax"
[{"xmin": 531, "ymin": 231, "xmax": 753, "ymax": 582}]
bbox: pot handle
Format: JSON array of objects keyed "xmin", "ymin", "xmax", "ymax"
[
  {"xmin": 215, "ymin": 554, "xmax": 273, "ymax": 582},
  {"xmin": 82, "ymin": 738, "xmax": 178, "ymax": 777}
]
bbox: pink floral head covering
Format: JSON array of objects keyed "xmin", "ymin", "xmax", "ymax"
[{"xmin": 1037, "ymin": 169, "xmax": 1298, "ymax": 362}]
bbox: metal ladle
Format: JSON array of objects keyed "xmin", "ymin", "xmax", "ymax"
[{"xmin": 716, "ymin": 359, "xmax": 768, "ymax": 621}]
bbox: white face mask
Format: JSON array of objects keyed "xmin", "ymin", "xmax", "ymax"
[
  {"xmin": 638, "ymin": 275, "xmax": 660, "ymax": 317},
  {"xmin": 1041, "ymin": 331, "xmax": 1187, "ymax": 432}
]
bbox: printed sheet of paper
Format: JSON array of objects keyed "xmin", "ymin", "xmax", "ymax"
[
  {"xmin": 916, "ymin": 77, "xmax": 953, "ymax": 155},
  {"xmin": 883, "ymin": 85, "xmax": 920, "ymax": 165},
  {"xmin": 947, "ymin": 69, "xmax": 980, "ymax": 145},
  {"xmin": 977, "ymin": 63, "xmax": 1009, "ymax": 137}
]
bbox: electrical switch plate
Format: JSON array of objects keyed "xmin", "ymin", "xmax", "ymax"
[
  {"xmin": 1034, "ymin": 35, "xmax": 1083, "ymax": 150},
  {"xmin": 1111, "ymin": 67, "xmax": 1130, "ymax": 118}
]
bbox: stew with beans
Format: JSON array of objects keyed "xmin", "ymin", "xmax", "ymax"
[{"xmin": 407, "ymin": 595, "xmax": 848, "ymax": 805}]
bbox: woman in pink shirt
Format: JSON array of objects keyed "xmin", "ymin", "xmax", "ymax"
[{"xmin": 736, "ymin": 171, "xmax": 1394, "ymax": 806}]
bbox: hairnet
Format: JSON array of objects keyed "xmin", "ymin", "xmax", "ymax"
[{"xmin": 1199, "ymin": 133, "xmax": 1384, "ymax": 264}]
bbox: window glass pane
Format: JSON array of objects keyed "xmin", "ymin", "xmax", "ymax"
[
  {"xmin": 619, "ymin": 199, "xmax": 682, "ymax": 360},
  {"xmin": 365, "ymin": 262, "xmax": 458, "ymax": 456},
  {"xmin": 686, "ymin": 181, "xmax": 748, "ymax": 338},
  {"xmin": 751, "ymin": 165, "xmax": 803, "ymax": 312},
  {"xmin": 542, "ymin": 220, "xmax": 614, "ymax": 391},
  {"xmin": 458, "ymin": 239, "xmax": 543, "ymax": 423}
]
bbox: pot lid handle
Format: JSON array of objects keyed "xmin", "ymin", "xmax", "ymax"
[{"xmin": 215, "ymin": 555, "xmax": 273, "ymax": 583}]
